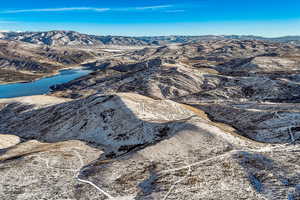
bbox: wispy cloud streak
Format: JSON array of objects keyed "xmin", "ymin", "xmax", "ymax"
[
  {"xmin": 2, "ymin": 5, "xmax": 173, "ymax": 14},
  {"xmin": 135, "ymin": 5, "xmax": 173, "ymax": 10},
  {"xmin": 2, "ymin": 7, "xmax": 110, "ymax": 14}
]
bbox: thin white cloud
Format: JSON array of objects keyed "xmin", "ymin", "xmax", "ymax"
[
  {"xmin": 2, "ymin": 7, "xmax": 110, "ymax": 14},
  {"xmin": 2, "ymin": 5, "xmax": 173, "ymax": 14},
  {"xmin": 135, "ymin": 5, "xmax": 173, "ymax": 10}
]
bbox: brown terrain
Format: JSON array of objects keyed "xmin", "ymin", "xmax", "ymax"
[
  {"xmin": 0, "ymin": 31, "xmax": 300, "ymax": 200},
  {"xmin": 0, "ymin": 39, "xmax": 105, "ymax": 84}
]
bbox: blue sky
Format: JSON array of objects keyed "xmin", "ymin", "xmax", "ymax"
[{"xmin": 0, "ymin": 0, "xmax": 299, "ymax": 36}]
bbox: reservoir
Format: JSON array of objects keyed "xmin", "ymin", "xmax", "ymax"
[{"xmin": 0, "ymin": 68, "xmax": 92, "ymax": 98}]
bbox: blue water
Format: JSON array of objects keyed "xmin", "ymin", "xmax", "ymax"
[{"xmin": 0, "ymin": 68, "xmax": 92, "ymax": 98}]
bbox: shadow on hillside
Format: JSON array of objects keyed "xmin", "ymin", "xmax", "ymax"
[
  {"xmin": 0, "ymin": 93, "xmax": 201, "ymax": 198},
  {"xmin": 195, "ymin": 103, "xmax": 300, "ymax": 144},
  {"xmin": 233, "ymin": 151, "xmax": 300, "ymax": 200},
  {"xmin": 0, "ymin": 94, "xmax": 198, "ymax": 151}
]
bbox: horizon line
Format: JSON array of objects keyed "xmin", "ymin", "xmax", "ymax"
[{"xmin": 1, "ymin": 29, "xmax": 300, "ymax": 38}]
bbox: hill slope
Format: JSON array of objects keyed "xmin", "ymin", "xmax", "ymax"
[{"xmin": 0, "ymin": 39, "xmax": 100, "ymax": 83}]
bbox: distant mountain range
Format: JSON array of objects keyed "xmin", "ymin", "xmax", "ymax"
[{"xmin": 0, "ymin": 30, "xmax": 300, "ymax": 46}]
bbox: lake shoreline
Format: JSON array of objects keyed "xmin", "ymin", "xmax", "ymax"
[
  {"xmin": 0, "ymin": 67, "xmax": 94, "ymax": 99},
  {"xmin": 0, "ymin": 56, "xmax": 103, "ymax": 85},
  {"xmin": 0, "ymin": 65, "xmax": 91, "ymax": 86}
]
